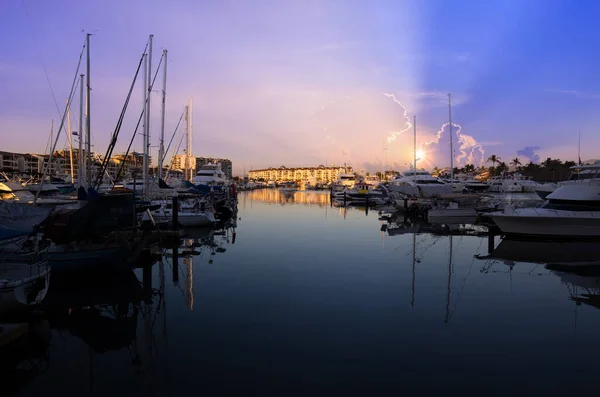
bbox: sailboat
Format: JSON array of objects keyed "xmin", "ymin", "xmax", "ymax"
[{"xmin": 427, "ymin": 94, "xmax": 484, "ymax": 222}]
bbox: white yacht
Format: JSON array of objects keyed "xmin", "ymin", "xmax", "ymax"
[
  {"xmin": 363, "ymin": 175, "xmax": 381, "ymax": 187},
  {"xmin": 192, "ymin": 163, "xmax": 229, "ymax": 186},
  {"xmin": 535, "ymin": 162, "xmax": 600, "ymax": 199},
  {"xmin": 463, "ymin": 179, "xmax": 490, "ymax": 192},
  {"xmin": 487, "ymin": 174, "xmax": 541, "ymax": 193},
  {"xmin": 439, "ymin": 178, "xmax": 465, "ymax": 193},
  {"xmin": 487, "ymin": 184, "xmax": 600, "ymax": 238},
  {"xmin": 388, "ymin": 170, "xmax": 452, "ymax": 198}
]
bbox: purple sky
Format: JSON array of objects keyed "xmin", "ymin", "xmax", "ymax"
[{"xmin": 2, "ymin": 0, "xmax": 600, "ymax": 175}]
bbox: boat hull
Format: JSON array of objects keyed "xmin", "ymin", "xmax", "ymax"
[
  {"xmin": 152, "ymin": 213, "xmax": 217, "ymax": 227},
  {"xmin": 388, "ymin": 184, "xmax": 452, "ymax": 198},
  {"xmin": 48, "ymin": 245, "xmax": 130, "ymax": 273},
  {"xmin": 0, "ymin": 265, "xmax": 49, "ymax": 314},
  {"xmin": 489, "ymin": 209, "xmax": 600, "ymax": 238}
]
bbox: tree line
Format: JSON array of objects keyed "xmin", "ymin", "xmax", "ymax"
[{"xmin": 434, "ymin": 155, "xmax": 580, "ymax": 182}]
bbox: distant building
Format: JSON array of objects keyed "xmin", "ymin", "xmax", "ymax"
[
  {"xmin": 0, "ymin": 149, "xmax": 150, "ymax": 182},
  {"xmin": 248, "ymin": 165, "xmax": 354, "ymax": 183}
]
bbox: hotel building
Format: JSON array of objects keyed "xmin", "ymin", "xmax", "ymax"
[{"xmin": 248, "ymin": 165, "xmax": 354, "ymax": 184}]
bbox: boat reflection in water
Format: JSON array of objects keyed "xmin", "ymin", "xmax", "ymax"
[
  {"xmin": 477, "ymin": 236, "xmax": 600, "ymax": 314},
  {"xmin": 0, "ymin": 217, "xmax": 237, "ymax": 396}
]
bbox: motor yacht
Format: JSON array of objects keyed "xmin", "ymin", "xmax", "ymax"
[
  {"xmin": 487, "ymin": 184, "xmax": 600, "ymax": 238},
  {"xmin": 388, "ymin": 170, "xmax": 452, "ymax": 198}
]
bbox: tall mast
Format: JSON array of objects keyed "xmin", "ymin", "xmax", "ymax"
[
  {"xmin": 85, "ymin": 33, "xmax": 92, "ymax": 189},
  {"xmin": 159, "ymin": 49, "xmax": 167, "ymax": 180},
  {"xmin": 189, "ymin": 97, "xmax": 193, "ymax": 181},
  {"xmin": 578, "ymin": 128, "xmax": 582, "ymax": 166},
  {"xmin": 78, "ymin": 74, "xmax": 84, "ymax": 186},
  {"xmin": 145, "ymin": 34, "xmax": 153, "ymax": 195},
  {"xmin": 142, "ymin": 52, "xmax": 148, "ymax": 193},
  {"xmin": 184, "ymin": 105, "xmax": 189, "ymax": 181},
  {"xmin": 448, "ymin": 93, "xmax": 453, "ymax": 181},
  {"xmin": 413, "ymin": 115, "xmax": 417, "ymax": 179},
  {"xmin": 66, "ymin": 99, "xmax": 74, "ymax": 181},
  {"xmin": 47, "ymin": 119, "xmax": 54, "ymax": 174}
]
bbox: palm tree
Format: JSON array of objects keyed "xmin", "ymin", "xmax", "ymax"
[
  {"xmin": 486, "ymin": 155, "xmax": 501, "ymax": 168},
  {"xmin": 511, "ymin": 157, "xmax": 522, "ymax": 170}
]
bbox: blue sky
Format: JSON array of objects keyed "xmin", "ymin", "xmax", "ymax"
[{"xmin": 2, "ymin": 0, "xmax": 600, "ymax": 175}]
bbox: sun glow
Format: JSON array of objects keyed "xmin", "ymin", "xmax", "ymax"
[{"xmin": 416, "ymin": 149, "xmax": 425, "ymax": 160}]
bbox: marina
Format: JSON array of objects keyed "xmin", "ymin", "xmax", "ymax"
[{"xmin": 4, "ymin": 1, "xmax": 600, "ymax": 395}]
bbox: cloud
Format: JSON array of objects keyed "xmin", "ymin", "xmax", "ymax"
[
  {"xmin": 516, "ymin": 146, "xmax": 541, "ymax": 163},
  {"xmin": 420, "ymin": 123, "xmax": 485, "ymax": 168},
  {"xmin": 546, "ymin": 89, "xmax": 600, "ymax": 99}
]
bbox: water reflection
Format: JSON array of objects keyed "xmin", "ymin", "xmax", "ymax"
[
  {"xmin": 244, "ymin": 188, "xmax": 330, "ymax": 207},
  {"xmin": 6, "ymin": 192, "xmax": 600, "ymax": 395}
]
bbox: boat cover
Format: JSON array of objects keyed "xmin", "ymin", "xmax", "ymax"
[{"xmin": 0, "ymin": 201, "xmax": 53, "ymax": 234}]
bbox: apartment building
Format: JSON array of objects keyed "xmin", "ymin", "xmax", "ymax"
[{"xmin": 248, "ymin": 165, "xmax": 354, "ymax": 183}]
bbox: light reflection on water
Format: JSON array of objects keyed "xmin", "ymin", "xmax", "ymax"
[{"xmin": 10, "ymin": 190, "xmax": 600, "ymax": 396}]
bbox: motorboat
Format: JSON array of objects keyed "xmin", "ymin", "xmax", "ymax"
[
  {"xmin": 486, "ymin": 184, "xmax": 600, "ymax": 238},
  {"xmin": 534, "ymin": 162, "xmax": 600, "ymax": 199},
  {"xmin": 145, "ymin": 196, "xmax": 217, "ymax": 227},
  {"xmin": 331, "ymin": 173, "xmax": 356, "ymax": 192},
  {"xmin": 388, "ymin": 170, "xmax": 452, "ymax": 198},
  {"xmin": 439, "ymin": 178, "xmax": 465, "ymax": 193},
  {"xmin": 463, "ymin": 179, "xmax": 489, "ymax": 192},
  {"xmin": 487, "ymin": 174, "xmax": 542, "ymax": 193},
  {"xmin": 332, "ymin": 181, "xmax": 386, "ymax": 205},
  {"xmin": 192, "ymin": 163, "xmax": 229, "ymax": 187}
]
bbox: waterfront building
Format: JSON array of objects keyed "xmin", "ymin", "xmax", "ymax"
[
  {"xmin": 0, "ymin": 149, "xmax": 150, "ymax": 181},
  {"xmin": 248, "ymin": 165, "xmax": 354, "ymax": 184}
]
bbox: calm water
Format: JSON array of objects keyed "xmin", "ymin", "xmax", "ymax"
[{"xmin": 8, "ymin": 190, "xmax": 600, "ymax": 396}]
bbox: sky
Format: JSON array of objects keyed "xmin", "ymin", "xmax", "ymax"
[{"xmin": 2, "ymin": 0, "xmax": 600, "ymax": 176}]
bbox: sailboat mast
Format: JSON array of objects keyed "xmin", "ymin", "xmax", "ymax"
[
  {"xmin": 85, "ymin": 33, "xmax": 92, "ymax": 189},
  {"xmin": 79, "ymin": 74, "xmax": 84, "ymax": 186},
  {"xmin": 47, "ymin": 119, "xmax": 54, "ymax": 174},
  {"xmin": 578, "ymin": 128, "xmax": 582, "ymax": 166},
  {"xmin": 184, "ymin": 105, "xmax": 189, "ymax": 181},
  {"xmin": 448, "ymin": 93, "xmax": 453, "ymax": 181},
  {"xmin": 67, "ymin": 99, "xmax": 74, "ymax": 181},
  {"xmin": 159, "ymin": 49, "xmax": 168, "ymax": 180},
  {"xmin": 145, "ymin": 34, "xmax": 153, "ymax": 195},
  {"xmin": 413, "ymin": 115, "xmax": 417, "ymax": 179},
  {"xmin": 188, "ymin": 97, "xmax": 194, "ymax": 181},
  {"xmin": 142, "ymin": 52, "xmax": 148, "ymax": 194}
]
